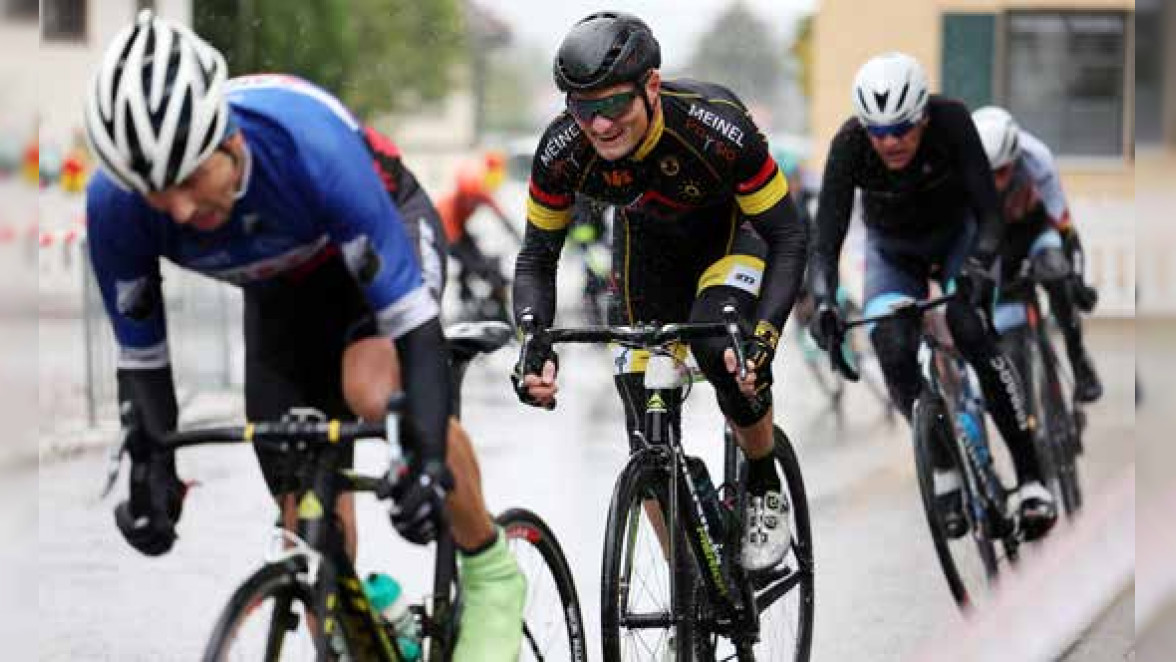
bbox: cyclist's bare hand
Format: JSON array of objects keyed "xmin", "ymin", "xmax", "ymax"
[{"xmin": 521, "ymin": 360, "xmax": 559, "ymax": 408}]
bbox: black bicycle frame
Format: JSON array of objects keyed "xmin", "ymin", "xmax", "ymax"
[
  {"xmin": 840, "ymin": 295, "xmax": 1013, "ymax": 540},
  {"xmin": 528, "ymin": 307, "xmax": 764, "ymax": 640},
  {"xmin": 165, "ymin": 422, "xmax": 459, "ymax": 662},
  {"xmin": 638, "ymin": 382, "xmax": 753, "ymax": 624}
]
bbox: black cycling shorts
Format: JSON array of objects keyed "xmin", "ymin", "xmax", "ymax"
[
  {"xmin": 610, "ymin": 212, "xmax": 772, "ymax": 437},
  {"xmin": 244, "ymin": 254, "xmax": 374, "ymax": 495}
]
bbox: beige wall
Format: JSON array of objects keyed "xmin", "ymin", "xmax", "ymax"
[
  {"xmin": 810, "ymin": 0, "xmax": 1141, "ymax": 198},
  {"xmin": 18, "ymin": 0, "xmax": 192, "ymax": 145}
]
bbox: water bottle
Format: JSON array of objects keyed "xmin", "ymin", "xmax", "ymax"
[
  {"xmin": 685, "ymin": 456, "xmax": 728, "ymax": 540},
  {"xmin": 362, "ymin": 573, "xmax": 421, "ymax": 661},
  {"xmin": 956, "ymin": 410, "xmax": 990, "ymax": 469}
]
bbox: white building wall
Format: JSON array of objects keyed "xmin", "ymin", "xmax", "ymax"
[{"xmin": 2, "ymin": 0, "xmax": 191, "ymax": 145}]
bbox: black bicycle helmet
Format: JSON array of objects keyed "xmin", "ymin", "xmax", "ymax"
[{"xmin": 553, "ymin": 11, "xmax": 661, "ymax": 92}]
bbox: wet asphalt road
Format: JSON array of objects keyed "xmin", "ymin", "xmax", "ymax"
[{"xmin": 38, "ymin": 320, "xmax": 1134, "ymax": 661}]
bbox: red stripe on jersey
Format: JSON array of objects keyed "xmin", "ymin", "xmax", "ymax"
[
  {"xmin": 737, "ymin": 156, "xmax": 778, "ymax": 194},
  {"xmin": 362, "ymin": 126, "xmax": 402, "ymax": 159},
  {"xmin": 529, "ymin": 180, "xmax": 572, "ymax": 209}
]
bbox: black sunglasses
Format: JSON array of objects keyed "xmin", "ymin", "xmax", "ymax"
[{"xmin": 567, "ymin": 90, "xmax": 638, "ymax": 123}]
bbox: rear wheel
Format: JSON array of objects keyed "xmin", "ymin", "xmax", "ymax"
[
  {"xmin": 203, "ymin": 563, "xmax": 325, "ymax": 662},
  {"xmin": 496, "ymin": 508, "xmax": 588, "ymax": 662},
  {"xmin": 911, "ymin": 393, "xmax": 998, "ymax": 610},
  {"xmin": 709, "ymin": 427, "xmax": 814, "ymax": 661}
]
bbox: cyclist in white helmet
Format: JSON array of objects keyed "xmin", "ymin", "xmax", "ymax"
[
  {"xmin": 85, "ymin": 12, "xmax": 524, "ymax": 660},
  {"xmin": 810, "ymin": 52, "xmax": 1057, "ymax": 540},
  {"xmin": 972, "ymin": 105, "xmax": 1102, "ymax": 403}
]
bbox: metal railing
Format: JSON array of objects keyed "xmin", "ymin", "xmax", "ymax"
[{"xmin": 81, "ymin": 242, "xmax": 243, "ymax": 427}]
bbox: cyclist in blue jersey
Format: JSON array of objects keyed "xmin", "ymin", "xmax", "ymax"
[{"xmin": 83, "ymin": 12, "xmax": 522, "ymax": 660}]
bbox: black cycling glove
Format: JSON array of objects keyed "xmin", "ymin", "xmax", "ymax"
[
  {"xmin": 388, "ymin": 459, "xmax": 453, "ymax": 545},
  {"xmin": 740, "ymin": 321, "xmax": 779, "ymax": 395},
  {"xmin": 511, "ymin": 309, "xmax": 559, "ymax": 409},
  {"xmin": 113, "ymin": 404, "xmax": 187, "ymax": 557}
]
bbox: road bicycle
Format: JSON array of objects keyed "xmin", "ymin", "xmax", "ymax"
[
  {"xmin": 519, "ymin": 305, "xmax": 814, "ymax": 660},
  {"xmin": 108, "ymin": 321, "xmax": 587, "ymax": 661},
  {"xmin": 831, "ymin": 294, "xmax": 1024, "ymax": 609},
  {"xmin": 997, "ymin": 263, "xmax": 1085, "ymax": 517}
]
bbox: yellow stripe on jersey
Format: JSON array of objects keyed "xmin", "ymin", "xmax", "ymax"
[
  {"xmin": 526, "ymin": 197, "xmax": 573, "ymax": 231},
  {"xmin": 632, "ymin": 107, "xmax": 665, "ymax": 162},
  {"xmin": 735, "ymin": 170, "xmax": 789, "ymax": 216},
  {"xmin": 697, "ymin": 254, "xmax": 765, "ymax": 294}
]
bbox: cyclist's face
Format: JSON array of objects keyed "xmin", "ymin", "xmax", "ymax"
[
  {"xmin": 568, "ymin": 72, "xmax": 659, "ymax": 161},
  {"xmin": 144, "ymin": 133, "xmax": 244, "ymax": 231},
  {"xmin": 866, "ymin": 116, "xmax": 928, "ymax": 170}
]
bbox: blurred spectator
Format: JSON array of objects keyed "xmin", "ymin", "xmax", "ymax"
[
  {"xmin": 60, "ymin": 131, "xmax": 91, "ymax": 194},
  {"xmin": 20, "ymin": 137, "xmax": 37, "ymax": 186},
  {"xmin": 436, "ymin": 151, "xmax": 520, "ymax": 320}
]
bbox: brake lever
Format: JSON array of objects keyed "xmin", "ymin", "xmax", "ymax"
[
  {"xmin": 721, "ymin": 304, "xmax": 748, "ymax": 382},
  {"xmin": 516, "ymin": 310, "xmax": 557, "ymax": 410},
  {"xmin": 99, "ymin": 428, "xmax": 130, "ymax": 500}
]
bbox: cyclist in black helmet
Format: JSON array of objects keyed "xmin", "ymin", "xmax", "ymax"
[{"xmin": 512, "ymin": 11, "xmax": 810, "ymax": 573}]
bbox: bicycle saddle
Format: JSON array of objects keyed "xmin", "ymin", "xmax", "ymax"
[{"xmin": 445, "ymin": 320, "xmax": 514, "ymax": 362}]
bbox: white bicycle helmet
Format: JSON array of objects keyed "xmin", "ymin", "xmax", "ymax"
[
  {"xmin": 84, "ymin": 10, "xmax": 229, "ymax": 194},
  {"xmin": 972, "ymin": 106, "xmax": 1021, "ymax": 170},
  {"xmin": 851, "ymin": 52, "xmax": 929, "ymax": 127}
]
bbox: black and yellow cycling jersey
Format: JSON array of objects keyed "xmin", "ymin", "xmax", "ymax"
[
  {"xmin": 515, "ymin": 78, "xmax": 808, "ymax": 337},
  {"xmin": 526, "ymin": 79, "xmax": 788, "ymax": 230}
]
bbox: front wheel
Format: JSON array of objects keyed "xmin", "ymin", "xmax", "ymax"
[
  {"xmin": 601, "ymin": 450, "xmax": 701, "ymax": 661},
  {"xmin": 203, "ymin": 562, "xmax": 326, "ymax": 662},
  {"xmin": 496, "ymin": 508, "xmax": 588, "ymax": 662},
  {"xmin": 911, "ymin": 394, "xmax": 998, "ymax": 610},
  {"xmin": 1033, "ymin": 331, "xmax": 1084, "ymax": 517}
]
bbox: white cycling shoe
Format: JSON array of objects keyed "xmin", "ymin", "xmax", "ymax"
[
  {"xmin": 741, "ymin": 490, "xmax": 792, "ymax": 573},
  {"xmin": 1013, "ymin": 481, "xmax": 1057, "ymax": 542}
]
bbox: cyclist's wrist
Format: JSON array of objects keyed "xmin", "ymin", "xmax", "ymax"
[{"xmin": 752, "ymin": 320, "xmax": 781, "ymax": 352}]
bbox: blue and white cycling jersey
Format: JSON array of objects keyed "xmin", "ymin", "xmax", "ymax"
[
  {"xmin": 86, "ymin": 74, "xmax": 437, "ymax": 369},
  {"xmin": 1011, "ymin": 131, "xmax": 1067, "ymax": 221}
]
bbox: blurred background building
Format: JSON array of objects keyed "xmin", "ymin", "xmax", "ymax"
[{"xmin": 811, "ymin": 0, "xmax": 1155, "ymax": 318}]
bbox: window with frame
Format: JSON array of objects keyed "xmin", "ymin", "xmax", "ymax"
[
  {"xmin": 1005, "ymin": 11, "xmax": 1127, "ymax": 158},
  {"xmin": 4, "ymin": 0, "xmax": 37, "ymax": 20},
  {"xmin": 42, "ymin": 0, "xmax": 87, "ymax": 42}
]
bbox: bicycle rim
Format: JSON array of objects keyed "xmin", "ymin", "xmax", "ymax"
[
  {"xmin": 203, "ymin": 563, "xmax": 324, "ymax": 662},
  {"xmin": 496, "ymin": 508, "xmax": 588, "ymax": 662},
  {"xmin": 602, "ymin": 454, "xmax": 698, "ymax": 661},
  {"xmin": 912, "ymin": 395, "xmax": 998, "ymax": 610}
]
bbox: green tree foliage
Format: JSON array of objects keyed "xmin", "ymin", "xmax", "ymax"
[
  {"xmin": 343, "ymin": 0, "xmax": 464, "ymax": 116},
  {"xmin": 194, "ymin": 0, "xmax": 463, "ymax": 119},
  {"xmin": 686, "ymin": 1, "xmax": 785, "ymax": 107}
]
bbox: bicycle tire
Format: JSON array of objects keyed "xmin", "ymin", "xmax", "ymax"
[
  {"xmin": 1036, "ymin": 338, "xmax": 1083, "ymax": 516},
  {"xmin": 496, "ymin": 508, "xmax": 589, "ymax": 662},
  {"xmin": 601, "ymin": 451, "xmax": 700, "ymax": 662},
  {"xmin": 755, "ymin": 426, "xmax": 816, "ymax": 662},
  {"xmin": 911, "ymin": 393, "xmax": 997, "ymax": 609},
  {"xmin": 203, "ymin": 562, "xmax": 327, "ymax": 662}
]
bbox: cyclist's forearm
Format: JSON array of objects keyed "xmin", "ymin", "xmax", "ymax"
[
  {"xmin": 750, "ymin": 197, "xmax": 809, "ymax": 333},
  {"xmin": 117, "ymin": 367, "xmax": 179, "ymax": 459},
  {"xmin": 395, "ymin": 318, "xmax": 451, "ymax": 463},
  {"xmin": 512, "ymin": 223, "xmax": 567, "ymax": 327}
]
